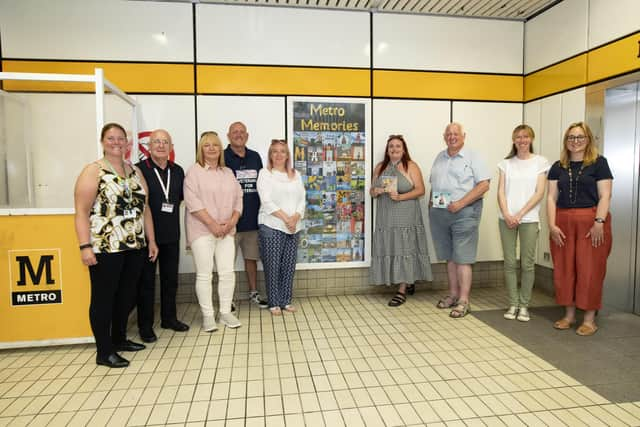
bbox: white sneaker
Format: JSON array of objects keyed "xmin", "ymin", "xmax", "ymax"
[
  {"xmin": 504, "ymin": 306, "xmax": 518, "ymax": 320},
  {"xmin": 517, "ymin": 307, "xmax": 530, "ymax": 322},
  {"xmin": 219, "ymin": 312, "xmax": 242, "ymax": 329},
  {"xmin": 202, "ymin": 315, "xmax": 218, "ymax": 332}
]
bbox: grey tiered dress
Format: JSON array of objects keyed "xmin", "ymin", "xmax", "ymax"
[{"xmin": 370, "ymin": 163, "xmax": 433, "ymax": 285}]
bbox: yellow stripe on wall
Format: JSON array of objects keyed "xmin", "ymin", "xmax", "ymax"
[
  {"xmin": 2, "ymin": 61, "xmax": 194, "ymax": 93},
  {"xmin": 524, "ymin": 54, "xmax": 587, "ymax": 102},
  {"xmin": 588, "ymin": 32, "xmax": 640, "ymax": 83},
  {"xmin": 197, "ymin": 65, "xmax": 370, "ymax": 97},
  {"xmin": 373, "ymin": 70, "xmax": 523, "ymax": 102}
]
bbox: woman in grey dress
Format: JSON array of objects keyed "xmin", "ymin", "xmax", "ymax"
[{"xmin": 370, "ymin": 135, "xmax": 433, "ymax": 306}]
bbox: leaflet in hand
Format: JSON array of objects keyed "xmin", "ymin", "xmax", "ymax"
[{"xmin": 432, "ymin": 191, "xmax": 451, "ymax": 208}]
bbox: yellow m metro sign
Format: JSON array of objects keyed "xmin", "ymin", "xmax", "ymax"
[{"xmin": 9, "ymin": 249, "xmax": 63, "ymax": 306}]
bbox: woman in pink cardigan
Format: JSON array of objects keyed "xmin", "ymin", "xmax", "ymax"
[{"xmin": 184, "ymin": 131, "xmax": 243, "ymax": 332}]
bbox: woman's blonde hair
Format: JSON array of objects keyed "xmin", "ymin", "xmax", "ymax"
[
  {"xmin": 196, "ymin": 131, "xmax": 225, "ymax": 168},
  {"xmin": 268, "ymin": 139, "xmax": 295, "ymax": 178},
  {"xmin": 560, "ymin": 122, "xmax": 598, "ymax": 168}
]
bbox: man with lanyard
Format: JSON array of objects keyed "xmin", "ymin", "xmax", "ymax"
[
  {"xmin": 135, "ymin": 129, "xmax": 189, "ymax": 342},
  {"xmin": 224, "ymin": 122, "xmax": 268, "ymax": 308}
]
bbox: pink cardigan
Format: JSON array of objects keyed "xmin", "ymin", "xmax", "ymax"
[{"xmin": 184, "ymin": 163, "xmax": 243, "ymax": 245}]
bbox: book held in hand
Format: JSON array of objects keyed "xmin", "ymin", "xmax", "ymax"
[{"xmin": 380, "ymin": 176, "xmax": 397, "ymax": 193}]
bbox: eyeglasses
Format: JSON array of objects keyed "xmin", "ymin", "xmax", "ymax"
[
  {"xmin": 271, "ymin": 139, "xmax": 287, "ymax": 144},
  {"xmin": 150, "ymin": 138, "xmax": 171, "ymax": 146},
  {"xmin": 567, "ymin": 135, "xmax": 587, "ymax": 142}
]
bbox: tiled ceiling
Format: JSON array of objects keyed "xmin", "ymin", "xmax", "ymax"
[{"xmin": 186, "ymin": 0, "xmax": 561, "ymax": 20}]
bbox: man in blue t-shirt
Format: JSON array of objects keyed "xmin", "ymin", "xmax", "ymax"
[{"xmin": 224, "ymin": 122, "xmax": 268, "ymax": 308}]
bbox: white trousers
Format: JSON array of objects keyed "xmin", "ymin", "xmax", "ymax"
[{"xmin": 191, "ymin": 234, "xmax": 236, "ymax": 316}]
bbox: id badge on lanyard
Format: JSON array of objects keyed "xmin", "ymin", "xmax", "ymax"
[{"xmin": 154, "ymin": 167, "xmax": 173, "ymax": 213}]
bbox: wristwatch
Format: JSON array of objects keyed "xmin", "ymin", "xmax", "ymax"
[{"xmin": 594, "ymin": 217, "xmax": 605, "ymax": 223}]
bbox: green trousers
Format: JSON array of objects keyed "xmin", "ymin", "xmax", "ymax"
[{"xmin": 498, "ymin": 220, "xmax": 539, "ymax": 307}]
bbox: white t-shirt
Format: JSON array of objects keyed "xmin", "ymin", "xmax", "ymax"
[
  {"xmin": 257, "ymin": 168, "xmax": 306, "ymax": 234},
  {"xmin": 497, "ymin": 154, "xmax": 550, "ymax": 223}
]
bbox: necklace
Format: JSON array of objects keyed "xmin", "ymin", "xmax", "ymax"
[
  {"xmin": 104, "ymin": 158, "xmax": 132, "ymax": 202},
  {"xmin": 567, "ymin": 162, "xmax": 585, "ymax": 204}
]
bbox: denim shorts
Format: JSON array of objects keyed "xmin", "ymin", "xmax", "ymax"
[{"xmin": 429, "ymin": 200, "xmax": 483, "ymax": 264}]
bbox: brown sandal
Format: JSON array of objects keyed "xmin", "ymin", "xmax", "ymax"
[
  {"xmin": 553, "ymin": 318, "xmax": 576, "ymax": 330},
  {"xmin": 576, "ymin": 323, "xmax": 598, "ymax": 336},
  {"xmin": 449, "ymin": 301, "xmax": 470, "ymax": 318}
]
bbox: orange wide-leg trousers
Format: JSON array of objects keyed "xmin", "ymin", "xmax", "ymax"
[{"xmin": 550, "ymin": 208, "xmax": 612, "ymax": 311}]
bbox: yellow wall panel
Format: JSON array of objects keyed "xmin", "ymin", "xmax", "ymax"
[
  {"xmin": 197, "ymin": 65, "xmax": 370, "ymax": 97},
  {"xmin": 524, "ymin": 54, "xmax": 587, "ymax": 101},
  {"xmin": 2, "ymin": 61, "xmax": 194, "ymax": 93},
  {"xmin": 587, "ymin": 32, "xmax": 640, "ymax": 83},
  {"xmin": 0, "ymin": 215, "xmax": 92, "ymax": 344},
  {"xmin": 373, "ymin": 70, "xmax": 523, "ymax": 102}
]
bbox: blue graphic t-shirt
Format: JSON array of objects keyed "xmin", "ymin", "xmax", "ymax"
[{"xmin": 224, "ymin": 145, "xmax": 263, "ymax": 232}]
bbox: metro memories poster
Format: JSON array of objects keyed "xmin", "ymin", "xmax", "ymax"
[{"xmin": 289, "ymin": 99, "xmax": 370, "ymax": 267}]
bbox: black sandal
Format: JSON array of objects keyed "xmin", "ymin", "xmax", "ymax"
[
  {"xmin": 388, "ymin": 292, "xmax": 406, "ymax": 307},
  {"xmin": 407, "ymin": 284, "xmax": 415, "ymax": 295}
]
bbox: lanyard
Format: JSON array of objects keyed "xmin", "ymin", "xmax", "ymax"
[{"xmin": 153, "ymin": 167, "xmax": 171, "ymax": 203}]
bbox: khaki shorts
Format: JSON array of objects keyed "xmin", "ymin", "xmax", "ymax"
[{"xmin": 235, "ymin": 230, "xmax": 260, "ymax": 260}]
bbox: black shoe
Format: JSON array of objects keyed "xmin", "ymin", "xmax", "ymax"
[
  {"xmin": 113, "ymin": 339, "xmax": 146, "ymax": 352},
  {"xmin": 96, "ymin": 353, "xmax": 129, "ymax": 368},
  {"xmin": 249, "ymin": 292, "xmax": 269, "ymax": 309},
  {"xmin": 407, "ymin": 284, "xmax": 416, "ymax": 295},
  {"xmin": 160, "ymin": 319, "xmax": 190, "ymax": 332},
  {"xmin": 388, "ymin": 292, "xmax": 407, "ymax": 307},
  {"xmin": 139, "ymin": 330, "xmax": 157, "ymax": 343}
]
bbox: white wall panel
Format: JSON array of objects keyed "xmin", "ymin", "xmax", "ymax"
[
  {"xmin": 524, "ymin": 101, "xmax": 542, "ymax": 145},
  {"xmin": 524, "ymin": 0, "xmax": 587, "ymax": 73},
  {"xmin": 560, "ymin": 87, "xmax": 586, "ymax": 130},
  {"xmin": 372, "ymin": 99, "xmax": 451, "ymax": 263},
  {"xmin": 588, "ymin": 0, "xmax": 640, "ymax": 48},
  {"xmin": 537, "ymin": 95, "xmax": 562, "ymax": 267},
  {"xmin": 374, "ymin": 14, "xmax": 523, "ymax": 74},
  {"xmin": 452, "ymin": 102, "xmax": 523, "ymax": 262},
  {"xmin": 196, "ymin": 5, "xmax": 369, "ymax": 68},
  {"xmin": 0, "ymin": 0, "xmax": 193, "ymax": 61},
  {"xmin": 196, "ymin": 95, "xmax": 286, "ymax": 271}
]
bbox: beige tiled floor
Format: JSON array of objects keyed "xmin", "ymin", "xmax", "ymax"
[{"xmin": 1, "ymin": 288, "xmax": 640, "ymax": 426}]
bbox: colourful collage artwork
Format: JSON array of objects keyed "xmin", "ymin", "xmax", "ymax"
[{"xmin": 294, "ymin": 130, "xmax": 366, "ymax": 263}]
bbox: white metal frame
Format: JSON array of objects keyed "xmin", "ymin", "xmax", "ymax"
[{"xmin": 0, "ymin": 68, "xmax": 138, "ymax": 214}]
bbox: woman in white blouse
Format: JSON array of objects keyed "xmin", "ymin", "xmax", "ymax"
[
  {"xmin": 257, "ymin": 139, "xmax": 306, "ymax": 315},
  {"xmin": 497, "ymin": 124, "xmax": 549, "ymax": 322}
]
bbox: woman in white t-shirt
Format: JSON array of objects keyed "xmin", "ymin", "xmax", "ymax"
[
  {"xmin": 497, "ymin": 125, "xmax": 550, "ymax": 322},
  {"xmin": 257, "ymin": 139, "xmax": 306, "ymax": 315}
]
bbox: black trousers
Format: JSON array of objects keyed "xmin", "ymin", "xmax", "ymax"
[
  {"xmin": 88, "ymin": 249, "xmax": 145, "ymax": 358},
  {"xmin": 136, "ymin": 241, "xmax": 180, "ymax": 332}
]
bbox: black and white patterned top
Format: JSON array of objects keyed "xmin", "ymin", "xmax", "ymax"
[{"xmin": 89, "ymin": 165, "xmax": 146, "ymax": 253}]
